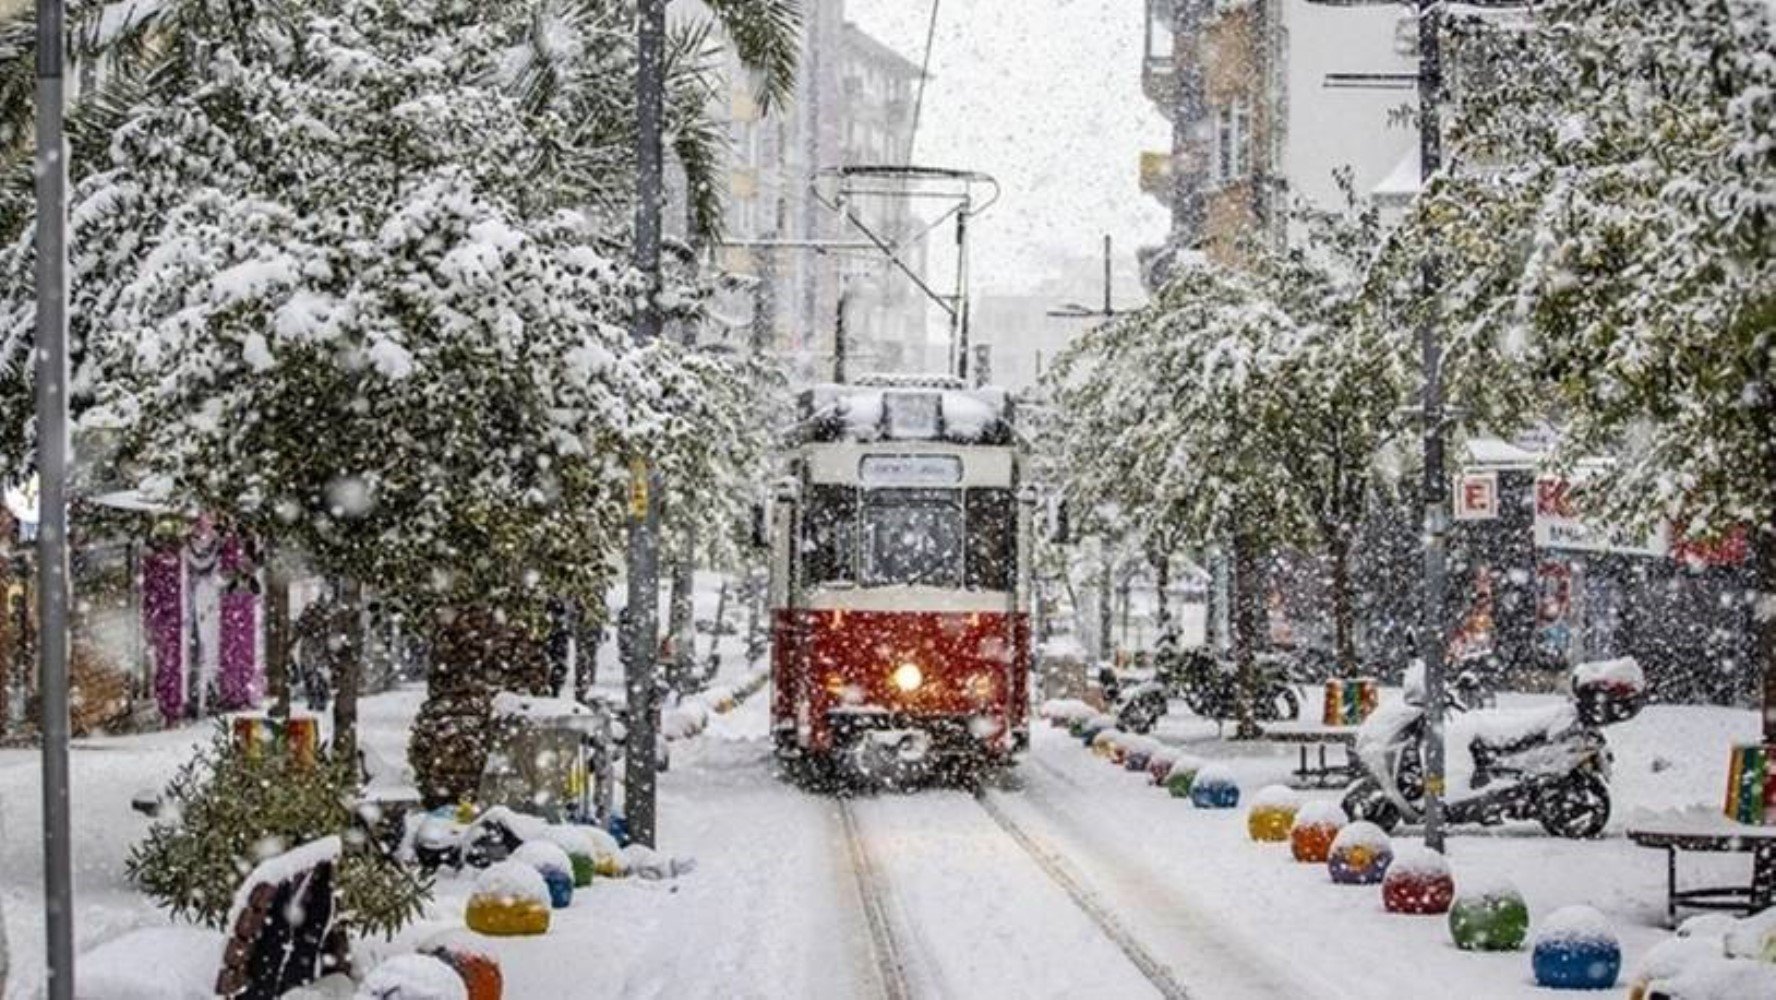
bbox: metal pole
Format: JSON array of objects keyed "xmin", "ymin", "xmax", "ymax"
[
  {"xmin": 1415, "ymin": 0, "xmax": 1449, "ymax": 855},
  {"xmin": 34, "ymin": 1, "xmax": 75, "ymax": 995},
  {"xmin": 623, "ymin": 0, "xmax": 667, "ymax": 850},
  {"xmin": 1102, "ymin": 234, "xmax": 1112, "ymax": 316},
  {"xmin": 833, "ymin": 285, "xmax": 849, "ymax": 384}
]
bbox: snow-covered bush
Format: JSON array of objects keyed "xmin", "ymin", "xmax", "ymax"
[{"xmin": 125, "ymin": 727, "xmax": 429, "ymax": 938}]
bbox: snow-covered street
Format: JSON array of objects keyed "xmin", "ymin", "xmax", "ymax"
[{"xmin": 4, "ymin": 651, "xmax": 1765, "ymax": 999}]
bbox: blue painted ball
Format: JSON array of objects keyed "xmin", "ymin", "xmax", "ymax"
[{"xmin": 1531, "ymin": 906, "xmax": 1620, "ymax": 991}]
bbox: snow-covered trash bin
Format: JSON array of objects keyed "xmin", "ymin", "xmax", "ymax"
[
  {"xmin": 510, "ymin": 841, "xmax": 575, "ymax": 909},
  {"xmin": 1447, "ymin": 878, "xmax": 1529, "ymax": 951},
  {"xmin": 1532, "ymin": 905, "xmax": 1621, "ymax": 991},
  {"xmin": 1289, "ymin": 800, "xmax": 1346, "ymax": 863},
  {"xmin": 356, "ymin": 954, "xmax": 467, "ymax": 1000},
  {"xmin": 1188, "ymin": 764, "xmax": 1239, "ymax": 809},
  {"xmin": 1381, "ymin": 844, "xmax": 1454, "ymax": 915},
  {"xmin": 464, "ymin": 861, "xmax": 552, "ymax": 937},
  {"xmin": 1327, "ymin": 821, "xmax": 1393, "ymax": 884}
]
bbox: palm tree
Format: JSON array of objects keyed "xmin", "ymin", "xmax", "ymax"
[{"xmin": 0, "ymin": 0, "xmax": 803, "ymax": 240}]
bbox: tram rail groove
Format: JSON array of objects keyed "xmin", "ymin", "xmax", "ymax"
[
  {"xmin": 838, "ymin": 798, "xmax": 916, "ymax": 1000},
  {"xmin": 974, "ymin": 789, "xmax": 1195, "ymax": 1000}
]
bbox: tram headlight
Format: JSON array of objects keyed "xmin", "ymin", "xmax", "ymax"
[{"xmin": 891, "ymin": 663, "xmax": 924, "ymax": 693}]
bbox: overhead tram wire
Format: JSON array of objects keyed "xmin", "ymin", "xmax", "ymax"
[{"xmin": 909, "ymin": 0, "xmax": 941, "ymax": 164}]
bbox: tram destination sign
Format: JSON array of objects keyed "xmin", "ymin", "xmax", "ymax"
[{"xmin": 859, "ymin": 454, "xmax": 965, "ymax": 488}]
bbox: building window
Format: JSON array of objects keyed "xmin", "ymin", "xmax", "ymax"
[{"xmin": 1216, "ymin": 99, "xmax": 1251, "ymax": 184}]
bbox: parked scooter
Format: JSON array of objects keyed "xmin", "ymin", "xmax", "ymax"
[
  {"xmin": 1115, "ymin": 643, "xmax": 1302, "ymax": 734},
  {"xmin": 1341, "ymin": 657, "xmax": 1646, "ymax": 839}
]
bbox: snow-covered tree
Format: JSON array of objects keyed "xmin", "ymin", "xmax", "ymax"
[
  {"xmin": 1395, "ymin": 0, "xmax": 1774, "ymax": 732},
  {"xmin": 0, "ymin": 0, "xmax": 803, "ymax": 781},
  {"xmin": 1051, "ymin": 259, "xmax": 1307, "ymax": 732}
]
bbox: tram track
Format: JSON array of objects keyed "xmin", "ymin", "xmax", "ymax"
[
  {"xmin": 836, "ymin": 782, "xmax": 1194, "ymax": 1000},
  {"xmin": 837, "ymin": 797, "xmax": 916, "ymax": 1000},
  {"xmin": 972, "ymin": 787, "xmax": 1195, "ymax": 1000}
]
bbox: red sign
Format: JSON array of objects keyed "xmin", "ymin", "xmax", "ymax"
[{"xmin": 1454, "ymin": 472, "xmax": 1498, "ymax": 521}]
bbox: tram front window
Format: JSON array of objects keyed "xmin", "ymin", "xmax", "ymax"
[{"xmin": 861, "ymin": 490, "xmax": 964, "ymax": 588}]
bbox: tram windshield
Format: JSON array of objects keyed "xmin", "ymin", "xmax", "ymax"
[
  {"xmin": 862, "ymin": 489, "xmax": 965, "ymax": 588},
  {"xmin": 801, "ymin": 484, "xmax": 1015, "ymax": 591}
]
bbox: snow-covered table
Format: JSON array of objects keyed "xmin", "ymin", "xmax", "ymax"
[
  {"xmin": 1626, "ymin": 809, "xmax": 1776, "ymax": 925},
  {"xmin": 1256, "ymin": 725, "xmax": 1360, "ymax": 788}
]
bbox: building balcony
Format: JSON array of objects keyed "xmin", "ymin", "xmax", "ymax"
[
  {"xmin": 1138, "ymin": 150, "xmax": 1174, "ymax": 208},
  {"xmin": 1142, "ymin": 55, "xmax": 1175, "ymax": 111}
]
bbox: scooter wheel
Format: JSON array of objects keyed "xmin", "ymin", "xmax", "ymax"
[
  {"xmin": 1539, "ymin": 770, "xmax": 1611, "ymax": 839},
  {"xmin": 1341, "ymin": 780, "xmax": 1402, "ymax": 833}
]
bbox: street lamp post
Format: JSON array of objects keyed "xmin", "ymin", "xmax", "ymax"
[
  {"xmin": 1300, "ymin": 0, "xmax": 1529, "ymax": 852},
  {"xmin": 623, "ymin": 0, "xmax": 667, "ymax": 850},
  {"xmin": 34, "ymin": 0, "xmax": 76, "ymax": 995}
]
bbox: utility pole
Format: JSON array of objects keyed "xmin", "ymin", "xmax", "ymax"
[
  {"xmin": 1413, "ymin": 0, "xmax": 1450, "ymax": 856},
  {"xmin": 623, "ymin": 0, "xmax": 667, "ymax": 850},
  {"xmin": 35, "ymin": 1, "xmax": 76, "ymax": 996}
]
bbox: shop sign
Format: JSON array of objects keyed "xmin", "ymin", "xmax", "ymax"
[
  {"xmin": 1533, "ymin": 477, "xmax": 1666, "ymax": 556},
  {"xmin": 1453, "ymin": 472, "xmax": 1499, "ymax": 521}
]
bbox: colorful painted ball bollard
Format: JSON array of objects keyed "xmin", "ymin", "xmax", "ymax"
[
  {"xmin": 1246, "ymin": 785, "xmax": 1301, "ymax": 842},
  {"xmin": 1289, "ymin": 801, "xmax": 1347, "ymax": 864},
  {"xmin": 1382, "ymin": 844, "xmax": 1455, "ymax": 915},
  {"xmin": 1123, "ymin": 737, "xmax": 1156, "ymax": 773},
  {"xmin": 512, "ymin": 841, "xmax": 576, "ymax": 909},
  {"xmin": 1164, "ymin": 758, "xmax": 1202, "ymax": 799},
  {"xmin": 1189, "ymin": 764, "xmax": 1240, "ymax": 809},
  {"xmin": 544, "ymin": 825, "xmax": 600, "ymax": 888},
  {"xmin": 1532, "ymin": 906, "xmax": 1621, "ymax": 991},
  {"xmin": 1147, "ymin": 750, "xmax": 1178, "ymax": 786},
  {"xmin": 1091, "ymin": 728, "xmax": 1124, "ymax": 760},
  {"xmin": 422, "ymin": 930, "xmax": 505, "ymax": 1000},
  {"xmin": 465, "ymin": 861, "xmax": 553, "ymax": 937},
  {"xmin": 1448, "ymin": 881, "xmax": 1530, "ymax": 952},
  {"xmin": 1327, "ymin": 821, "xmax": 1393, "ymax": 885}
]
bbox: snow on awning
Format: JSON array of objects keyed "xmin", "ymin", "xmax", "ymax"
[{"xmin": 1373, "ymin": 145, "xmax": 1422, "ymax": 201}]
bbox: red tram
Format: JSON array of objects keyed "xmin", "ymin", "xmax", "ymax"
[{"xmin": 767, "ymin": 377, "xmax": 1033, "ymax": 779}]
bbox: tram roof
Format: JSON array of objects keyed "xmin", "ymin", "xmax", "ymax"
[{"xmin": 795, "ymin": 380, "xmax": 1016, "ymax": 446}]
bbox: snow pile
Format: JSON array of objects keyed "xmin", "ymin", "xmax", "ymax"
[
  {"xmin": 356, "ymin": 954, "xmax": 468, "ymax": 1000},
  {"xmin": 1330, "ymin": 820, "xmax": 1390, "ymax": 852},
  {"xmin": 472, "ymin": 860, "xmax": 551, "ymax": 908},
  {"xmin": 1723, "ymin": 905, "xmax": 1776, "ymax": 961},
  {"xmin": 76, "ymin": 927, "xmax": 224, "ymax": 1000},
  {"xmin": 541, "ymin": 824, "xmax": 596, "ymax": 859},
  {"xmin": 489, "ymin": 691, "xmax": 601, "ymax": 727},
  {"xmin": 621, "ymin": 844, "xmax": 696, "ymax": 880},
  {"xmin": 1250, "ymin": 785, "xmax": 1300, "ymax": 810},
  {"xmin": 1385, "ymin": 843, "xmax": 1450, "ymax": 879},
  {"xmin": 1039, "ymin": 699, "xmax": 1095, "ymax": 723},
  {"xmin": 1292, "ymin": 800, "xmax": 1347, "ymax": 829},
  {"xmin": 661, "ymin": 701, "xmax": 711, "ymax": 740},
  {"xmin": 1192, "ymin": 763, "xmax": 1237, "ymax": 788},
  {"xmin": 468, "ymin": 806, "xmax": 549, "ymax": 845},
  {"xmin": 1534, "ymin": 905, "xmax": 1617, "ymax": 946},
  {"xmin": 511, "ymin": 840, "xmax": 573, "ymax": 878},
  {"xmin": 1572, "ymin": 656, "xmax": 1645, "ymax": 691},
  {"xmin": 1038, "ymin": 635, "xmax": 1088, "ymax": 663}
]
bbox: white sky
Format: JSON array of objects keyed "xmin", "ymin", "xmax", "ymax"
[{"xmin": 845, "ymin": 1, "xmax": 1172, "ymax": 296}]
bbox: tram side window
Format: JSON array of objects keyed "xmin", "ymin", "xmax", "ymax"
[
  {"xmin": 803, "ymin": 485, "xmax": 858, "ymax": 584},
  {"xmin": 965, "ymin": 488, "xmax": 1015, "ymax": 591}
]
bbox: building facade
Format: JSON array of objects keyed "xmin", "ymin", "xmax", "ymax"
[
  {"xmin": 1138, "ymin": 0, "xmax": 1416, "ymax": 278},
  {"xmin": 698, "ymin": 1, "xmax": 932, "ymax": 381}
]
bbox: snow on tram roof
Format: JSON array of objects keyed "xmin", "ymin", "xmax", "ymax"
[{"xmin": 798, "ymin": 381, "xmax": 1016, "ymax": 445}]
